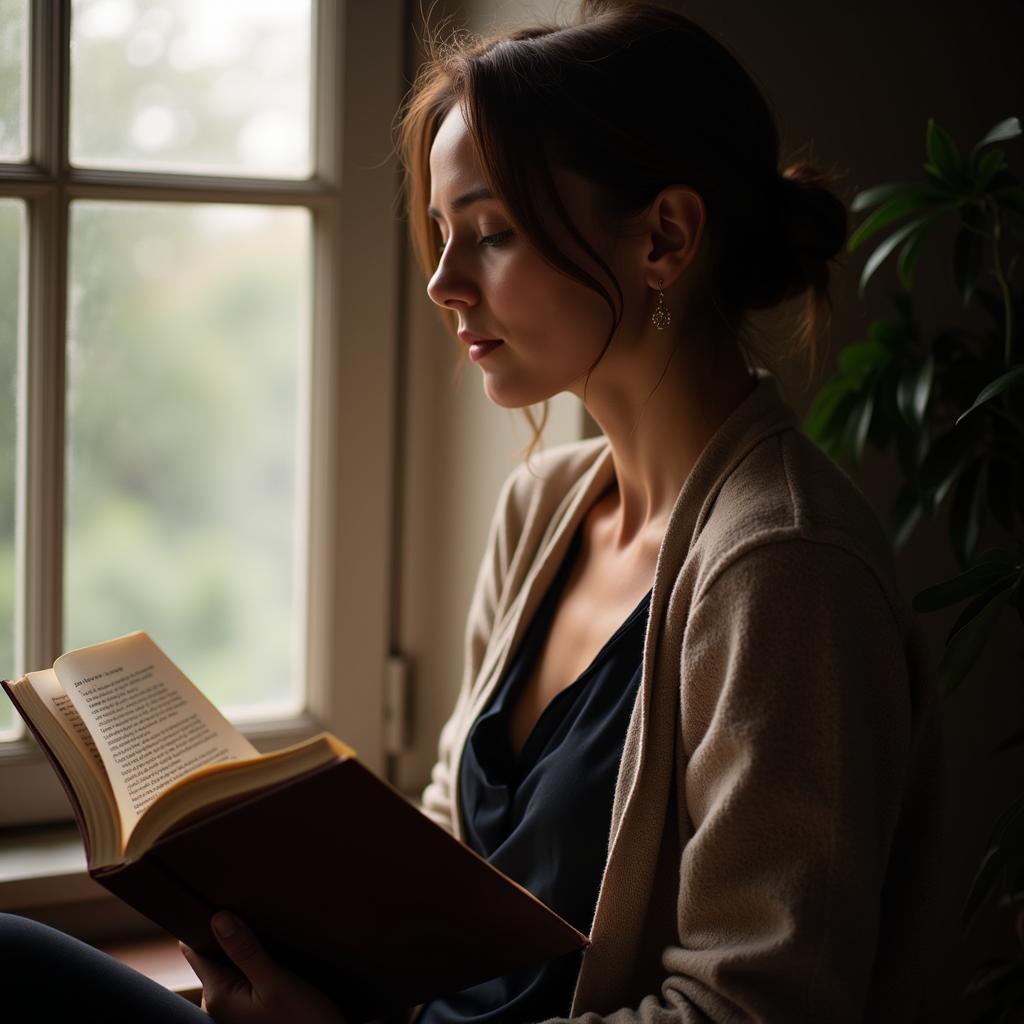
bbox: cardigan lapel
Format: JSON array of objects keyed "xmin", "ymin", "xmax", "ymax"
[
  {"xmin": 449, "ymin": 440, "xmax": 616, "ymax": 841},
  {"xmin": 570, "ymin": 368, "xmax": 800, "ymax": 1015}
]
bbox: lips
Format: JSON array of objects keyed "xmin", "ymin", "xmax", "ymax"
[
  {"xmin": 458, "ymin": 329, "xmax": 504, "ymax": 363},
  {"xmin": 457, "ymin": 329, "xmax": 501, "ymax": 345},
  {"xmin": 467, "ymin": 339, "xmax": 503, "ymax": 362}
]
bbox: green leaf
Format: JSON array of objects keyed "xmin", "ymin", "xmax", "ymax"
[
  {"xmin": 896, "ymin": 216, "xmax": 941, "ymax": 290},
  {"xmin": 972, "ymin": 115, "xmax": 1022, "ymax": 155},
  {"xmin": 887, "ymin": 484, "xmax": 923, "ymax": 550},
  {"xmin": 926, "ymin": 118, "xmax": 964, "ymax": 186},
  {"xmin": 839, "ymin": 339, "xmax": 891, "ymax": 381},
  {"xmin": 803, "ymin": 378, "xmax": 852, "ymax": 442},
  {"xmin": 934, "ymin": 466, "xmax": 961, "ymax": 510},
  {"xmin": 866, "ymin": 318, "xmax": 908, "ymax": 351},
  {"xmin": 944, "ymin": 576, "xmax": 1017, "ymax": 644},
  {"xmin": 938, "ymin": 583, "xmax": 1013, "ymax": 695},
  {"xmin": 952, "ymin": 221, "xmax": 987, "ymax": 306},
  {"xmin": 821, "ymin": 391, "xmax": 861, "ymax": 458},
  {"xmin": 850, "ymin": 181, "xmax": 918, "ymax": 214},
  {"xmin": 896, "ymin": 355, "xmax": 934, "ymax": 428},
  {"xmin": 913, "ymin": 560, "xmax": 1018, "ymax": 612},
  {"xmin": 858, "ymin": 215, "xmax": 934, "ymax": 299},
  {"xmin": 851, "ymin": 387, "xmax": 876, "ymax": 467},
  {"xmin": 923, "ymin": 163, "xmax": 952, "ymax": 188},
  {"xmin": 956, "ymin": 366, "xmax": 1024, "ymax": 425},
  {"xmin": 949, "ymin": 459, "xmax": 986, "ymax": 566},
  {"xmin": 846, "ymin": 186, "xmax": 950, "ymax": 252},
  {"xmin": 961, "ymin": 845, "xmax": 1004, "ymax": 932},
  {"xmin": 838, "ymin": 388, "xmax": 868, "ymax": 468},
  {"xmin": 974, "ymin": 148, "xmax": 1008, "ymax": 191}
]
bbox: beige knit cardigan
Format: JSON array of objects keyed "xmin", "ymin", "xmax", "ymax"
[{"xmin": 419, "ymin": 368, "xmax": 947, "ymax": 1023}]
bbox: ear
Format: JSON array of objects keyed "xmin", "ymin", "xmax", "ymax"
[{"xmin": 641, "ymin": 186, "xmax": 706, "ymax": 291}]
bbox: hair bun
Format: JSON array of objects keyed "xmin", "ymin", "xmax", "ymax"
[
  {"xmin": 723, "ymin": 165, "xmax": 847, "ymax": 313},
  {"xmin": 778, "ymin": 166, "xmax": 847, "ymax": 262}
]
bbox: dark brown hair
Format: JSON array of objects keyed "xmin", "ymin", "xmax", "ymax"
[{"xmin": 395, "ymin": 0, "xmax": 848, "ymax": 456}]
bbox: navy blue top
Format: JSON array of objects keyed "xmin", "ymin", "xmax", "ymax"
[{"xmin": 419, "ymin": 526, "xmax": 652, "ymax": 1024}]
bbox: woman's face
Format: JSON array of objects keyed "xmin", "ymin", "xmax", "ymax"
[{"xmin": 426, "ymin": 103, "xmax": 625, "ymax": 409}]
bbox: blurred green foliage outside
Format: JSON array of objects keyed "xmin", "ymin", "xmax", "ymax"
[{"xmin": 0, "ymin": 0, "xmax": 315, "ymax": 736}]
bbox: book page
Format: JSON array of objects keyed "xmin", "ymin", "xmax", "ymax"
[
  {"xmin": 23, "ymin": 668, "xmax": 109, "ymax": 781},
  {"xmin": 54, "ymin": 631, "xmax": 258, "ymax": 843}
]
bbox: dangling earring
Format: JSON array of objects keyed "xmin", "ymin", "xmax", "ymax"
[{"xmin": 651, "ymin": 279, "xmax": 671, "ymax": 330}]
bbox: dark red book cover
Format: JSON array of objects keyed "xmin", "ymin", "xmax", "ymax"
[{"xmin": 1, "ymin": 681, "xmax": 589, "ymax": 1021}]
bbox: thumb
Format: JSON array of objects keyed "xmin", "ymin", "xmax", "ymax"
[{"xmin": 210, "ymin": 911, "xmax": 285, "ymax": 994}]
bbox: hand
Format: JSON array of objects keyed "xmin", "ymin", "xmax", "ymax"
[{"xmin": 180, "ymin": 910, "xmax": 347, "ymax": 1024}]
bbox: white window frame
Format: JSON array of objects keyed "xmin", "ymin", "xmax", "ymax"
[{"xmin": 0, "ymin": 0, "xmax": 404, "ymax": 827}]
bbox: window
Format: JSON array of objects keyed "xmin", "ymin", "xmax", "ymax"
[{"xmin": 0, "ymin": 0, "xmax": 403, "ymax": 826}]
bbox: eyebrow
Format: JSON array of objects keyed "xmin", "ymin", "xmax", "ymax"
[{"xmin": 426, "ymin": 187, "xmax": 496, "ymax": 221}]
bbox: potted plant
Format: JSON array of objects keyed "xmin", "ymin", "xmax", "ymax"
[{"xmin": 803, "ymin": 114, "xmax": 1023, "ymax": 1020}]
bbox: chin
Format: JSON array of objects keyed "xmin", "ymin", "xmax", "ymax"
[{"xmin": 482, "ymin": 374, "xmax": 559, "ymax": 410}]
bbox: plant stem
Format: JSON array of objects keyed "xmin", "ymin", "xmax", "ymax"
[{"xmin": 989, "ymin": 204, "xmax": 1015, "ymax": 368}]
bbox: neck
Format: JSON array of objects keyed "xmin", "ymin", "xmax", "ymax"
[{"xmin": 580, "ymin": 329, "xmax": 757, "ymax": 551}]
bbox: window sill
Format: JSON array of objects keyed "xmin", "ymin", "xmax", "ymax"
[
  {"xmin": 0, "ymin": 822, "xmax": 201, "ymax": 999},
  {"xmin": 0, "ymin": 821, "xmax": 95, "ymax": 909}
]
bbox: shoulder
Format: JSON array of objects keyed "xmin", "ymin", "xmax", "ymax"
[
  {"xmin": 677, "ymin": 427, "xmax": 940, "ymax": 737},
  {"xmin": 690, "ymin": 426, "xmax": 904, "ymax": 620}
]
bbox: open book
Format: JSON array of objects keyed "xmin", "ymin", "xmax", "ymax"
[{"xmin": 2, "ymin": 631, "xmax": 588, "ymax": 1019}]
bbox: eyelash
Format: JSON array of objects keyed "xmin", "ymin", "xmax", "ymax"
[
  {"xmin": 437, "ymin": 229, "xmax": 515, "ymax": 255},
  {"xmin": 480, "ymin": 229, "xmax": 514, "ymax": 247}
]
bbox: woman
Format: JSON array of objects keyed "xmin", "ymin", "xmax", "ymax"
[
  {"xmin": 394, "ymin": 5, "xmax": 946, "ymax": 1023},
  {"xmin": 0, "ymin": 2, "xmax": 946, "ymax": 1022}
]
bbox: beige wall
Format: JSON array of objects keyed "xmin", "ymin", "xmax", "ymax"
[{"xmin": 392, "ymin": 1, "xmax": 1023, "ymax": 1017}]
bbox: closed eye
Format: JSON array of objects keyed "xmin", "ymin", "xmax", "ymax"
[
  {"xmin": 480, "ymin": 229, "xmax": 514, "ymax": 246},
  {"xmin": 436, "ymin": 229, "xmax": 515, "ymax": 258}
]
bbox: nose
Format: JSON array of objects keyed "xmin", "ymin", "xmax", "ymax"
[{"xmin": 426, "ymin": 245, "xmax": 479, "ymax": 310}]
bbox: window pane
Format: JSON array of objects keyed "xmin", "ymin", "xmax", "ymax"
[
  {"xmin": 0, "ymin": 0, "xmax": 29, "ymax": 161},
  {"xmin": 0, "ymin": 200, "xmax": 22, "ymax": 737},
  {"xmin": 65, "ymin": 201, "xmax": 310, "ymax": 718},
  {"xmin": 69, "ymin": 0, "xmax": 313, "ymax": 178}
]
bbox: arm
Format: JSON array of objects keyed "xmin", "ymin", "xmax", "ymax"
[{"xmin": 548, "ymin": 539, "xmax": 924, "ymax": 1023}]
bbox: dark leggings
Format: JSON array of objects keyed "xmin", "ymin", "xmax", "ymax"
[{"xmin": 0, "ymin": 912, "xmax": 209, "ymax": 1023}]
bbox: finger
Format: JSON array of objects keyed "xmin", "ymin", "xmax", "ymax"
[
  {"xmin": 179, "ymin": 940, "xmax": 244, "ymax": 992},
  {"xmin": 210, "ymin": 911, "xmax": 286, "ymax": 995}
]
